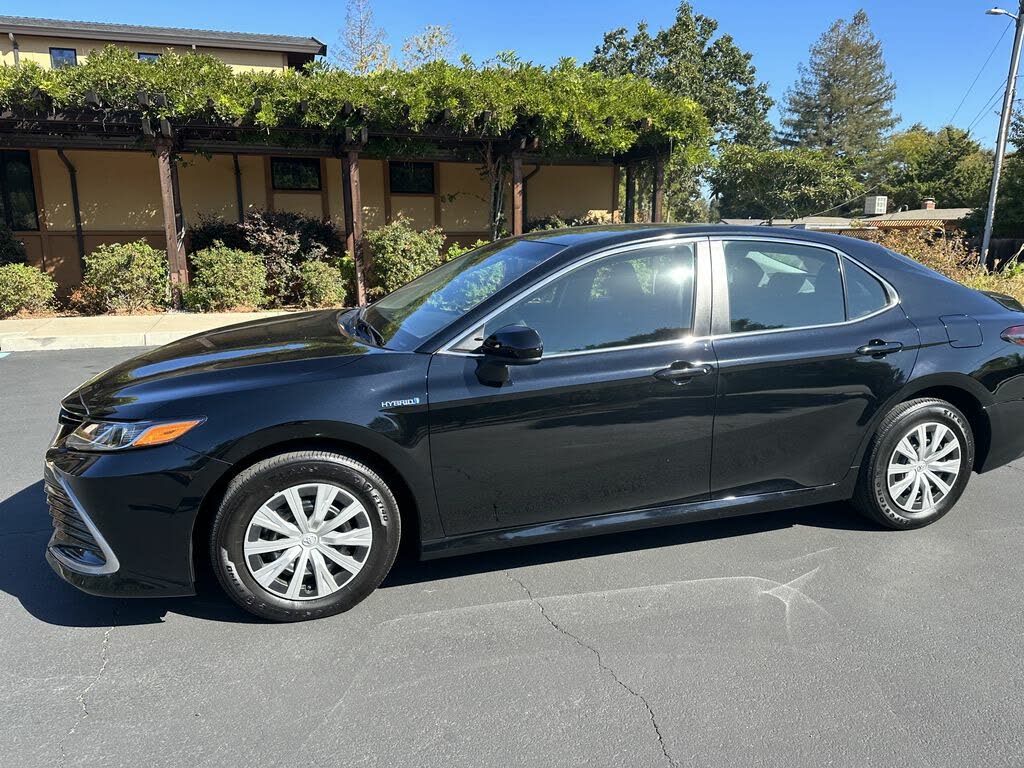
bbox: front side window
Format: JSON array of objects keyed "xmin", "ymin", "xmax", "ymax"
[
  {"xmin": 49, "ymin": 47, "xmax": 78, "ymax": 68},
  {"xmin": 463, "ymin": 243, "xmax": 696, "ymax": 356},
  {"xmin": 365, "ymin": 239, "xmax": 562, "ymax": 351},
  {"xmin": 0, "ymin": 150, "xmax": 39, "ymax": 231},
  {"xmin": 270, "ymin": 157, "xmax": 321, "ymax": 190},
  {"xmin": 723, "ymin": 240, "xmax": 844, "ymax": 333}
]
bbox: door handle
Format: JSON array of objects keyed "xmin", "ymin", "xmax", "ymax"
[
  {"xmin": 857, "ymin": 340, "xmax": 904, "ymax": 357},
  {"xmin": 653, "ymin": 362, "xmax": 713, "ymax": 384}
]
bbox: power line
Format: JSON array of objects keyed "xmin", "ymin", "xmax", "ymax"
[
  {"xmin": 949, "ymin": 20, "xmax": 1014, "ymax": 124},
  {"xmin": 967, "ymin": 78, "xmax": 1009, "ymax": 133}
]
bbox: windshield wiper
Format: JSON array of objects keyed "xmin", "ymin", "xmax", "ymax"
[{"xmin": 355, "ymin": 307, "xmax": 385, "ymax": 346}]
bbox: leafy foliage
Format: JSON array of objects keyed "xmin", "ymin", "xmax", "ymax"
[
  {"xmin": 183, "ymin": 244, "xmax": 267, "ymax": 311},
  {"xmin": 74, "ymin": 241, "xmax": 169, "ymax": 314},
  {"xmin": 0, "ymin": 225, "xmax": 28, "ymax": 266},
  {"xmin": 878, "ymin": 125, "xmax": 991, "ymax": 211},
  {"xmin": 299, "ymin": 260, "xmax": 349, "ymax": 308},
  {"xmin": 364, "ymin": 217, "xmax": 446, "ymax": 295},
  {"xmin": 0, "ymin": 46, "xmax": 708, "ymax": 159},
  {"xmin": 0, "ymin": 264, "xmax": 56, "ymax": 317},
  {"xmin": 780, "ymin": 10, "xmax": 898, "ymax": 157},
  {"xmin": 711, "ymin": 145, "xmax": 861, "ymax": 222}
]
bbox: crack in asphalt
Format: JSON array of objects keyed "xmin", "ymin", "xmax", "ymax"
[
  {"xmin": 58, "ymin": 610, "xmax": 116, "ymax": 766},
  {"xmin": 506, "ymin": 573, "xmax": 678, "ymax": 768}
]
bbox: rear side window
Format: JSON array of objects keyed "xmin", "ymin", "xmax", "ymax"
[
  {"xmin": 466, "ymin": 243, "xmax": 696, "ymax": 355},
  {"xmin": 723, "ymin": 241, "xmax": 845, "ymax": 333},
  {"xmin": 844, "ymin": 257, "xmax": 890, "ymax": 319}
]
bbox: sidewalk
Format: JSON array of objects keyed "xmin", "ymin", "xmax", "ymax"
[{"xmin": 0, "ymin": 311, "xmax": 290, "ymax": 352}]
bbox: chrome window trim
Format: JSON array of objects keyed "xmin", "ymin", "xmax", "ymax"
[
  {"xmin": 708, "ymin": 235, "xmax": 901, "ymax": 340},
  {"xmin": 437, "ymin": 235, "xmax": 708, "ymax": 358},
  {"xmin": 47, "ymin": 464, "xmax": 121, "ymax": 576}
]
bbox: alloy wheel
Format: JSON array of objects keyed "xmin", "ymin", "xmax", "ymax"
[
  {"xmin": 243, "ymin": 483, "xmax": 373, "ymax": 600},
  {"xmin": 886, "ymin": 421, "xmax": 962, "ymax": 517}
]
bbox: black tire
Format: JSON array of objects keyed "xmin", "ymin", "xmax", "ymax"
[
  {"xmin": 852, "ymin": 398, "xmax": 974, "ymax": 529},
  {"xmin": 210, "ymin": 451, "xmax": 401, "ymax": 622}
]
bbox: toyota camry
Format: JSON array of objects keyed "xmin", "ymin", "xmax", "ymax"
[{"xmin": 44, "ymin": 225, "xmax": 1024, "ymax": 621}]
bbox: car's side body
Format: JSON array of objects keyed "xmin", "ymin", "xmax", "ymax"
[{"xmin": 45, "ymin": 225, "xmax": 1024, "ymax": 599}]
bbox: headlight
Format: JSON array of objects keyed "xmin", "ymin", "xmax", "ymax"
[{"xmin": 65, "ymin": 419, "xmax": 204, "ymax": 452}]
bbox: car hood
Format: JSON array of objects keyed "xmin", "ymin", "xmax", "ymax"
[{"xmin": 70, "ymin": 309, "xmax": 372, "ymax": 416}]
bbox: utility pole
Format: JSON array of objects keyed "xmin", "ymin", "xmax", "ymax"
[{"xmin": 981, "ymin": 3, "xmax": 1024, "ymax": 266}]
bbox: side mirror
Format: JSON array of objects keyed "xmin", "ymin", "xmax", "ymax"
[
  {"xmin": 476, "ymin": 325, "xmax": 543, "ymax": 386},
  {"xmin": 481, "ymin": 325, "xmax": 543, "ymax": 365}
]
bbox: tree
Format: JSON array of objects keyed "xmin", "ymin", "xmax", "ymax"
[
  {"xmin": 335, "ymin": 0, "xmax": 392, "ymax": 74},
  {"xmin": 711, "ymin": 145, "xmax": 862, "ymax": 224},
  {"xmin": 401, "ymin": 24, "xmax": 454, "ymax": 68},
  {"xmin": 879, "ymin": 125, "xmax": 991, "ymax": 210},
  {"xmin": 780, "ymin": 10, "xmax": 898, "ymax": 157},
  {"xmin": 588, "ymin": 2, "xmax": 773, "ymax": 222}
]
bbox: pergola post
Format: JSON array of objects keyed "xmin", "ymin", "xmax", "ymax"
[
  {"xmin": 511, "ymin": 156, "xmax": 524, "ymax": 236},
  {"xmin": 651, "ymin": 155, "xmax": 665, "ymax": 223},
  {"xmin": 625, "ymin": 162, "xmax": 637, "ymax": 224},
  {"xmin": 342, "ymin": 149, "xmax": 368, "ymax": 306},
  {"xmin": 155, "ymin": 139, "xmax": 188, "ymax": 308}
]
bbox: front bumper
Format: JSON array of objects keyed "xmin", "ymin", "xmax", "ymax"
[{"xmin": 44, "ymin": 442, "xmax": 229, "ymax": 598}]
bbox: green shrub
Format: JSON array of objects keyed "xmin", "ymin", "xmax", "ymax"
[
  {"xmin": 365, "ymin": 216, "xmax": 446, "ymax": 295},
  {"xmin": 444, "ymin": 239, "xmax": 490, "ymax": 261},
  {"xmin": 0, "ymin": 224, "xmax": 27, "ymax": 266},
  {"xmin": 299, "ymin": 260, "xmax": 347, "ymax": 308},
  {"xmin": 75, "ymin": 240, "xmax": 169, "ymax": 314},
  {"xmin": 184, "ymin": 244, "xmax": 267, "ymax": 311},
  {"xmin": 0, "ymin": 263, "xmax": 56, "ymax": 317},
  {"xmin": 189, "ymin": 215, "xmax": 248, "ymax": 252}
]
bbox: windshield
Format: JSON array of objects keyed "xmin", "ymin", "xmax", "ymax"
[{"xmin": 363, "ymin": 239, "xmax": 563, "ymax": 351}]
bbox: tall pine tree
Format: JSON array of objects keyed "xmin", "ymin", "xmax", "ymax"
[{"xmin": 780, "ymin": 10, "xmax": 897, "ymax": 157}]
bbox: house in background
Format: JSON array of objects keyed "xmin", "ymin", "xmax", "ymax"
[
  {"xmin": 864, "ymin": 197, "xmax": 972, "ymax": 231},
  {"xmin": 0, "ymin": 17, "xmax": 631, "ymax": 299}
]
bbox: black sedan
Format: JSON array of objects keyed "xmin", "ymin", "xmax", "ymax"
[{"xmin": 45, "ymin": 225, "xmax": 1024, "ymax": 621}]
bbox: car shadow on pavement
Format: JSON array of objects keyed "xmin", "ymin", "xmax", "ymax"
[
  {"xmin": 1, "ymin": 478, "xmax": 876, "ymax": 627},
  {"xmin": 0, "ymin": 481, "xmax": 258, "ymax": 628},
  {"xmin": 381, "ymin": 500, "xmax": 877, "ymax": 589}
]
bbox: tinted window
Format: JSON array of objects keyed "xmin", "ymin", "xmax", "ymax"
[
  {"xmin": 366, "ymin": 239, "xmax": 560, "ymax": 351},
  {"xmin": 49, "ymin": 48, "xmax": 77, "ymax": 68},
  {"xmin": 844, "ymin": 258, "xmax": 890, "ymax": 319},
  {"xmin": 724, "ymin": 241, "xmax": 844, "ymax": 333},
  {"xmin": 270, "ymin": 158, "xmax": 321, "ymax": 190},
  {"xmin": 468, "ymin": 244, "xmax": 696, "ymax": 355},
  {"xmin": 389, "ymin": 162, "xmax": 435, "ymax": 194}
]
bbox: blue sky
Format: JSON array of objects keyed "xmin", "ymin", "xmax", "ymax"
[{"xmin": 4, "ymin": 0, "xmax": 1017, "ymax": 146}]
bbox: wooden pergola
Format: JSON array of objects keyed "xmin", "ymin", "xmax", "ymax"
[{"xmin": 0, "ymin": 100, "xmax": 670, "ymax": 306}]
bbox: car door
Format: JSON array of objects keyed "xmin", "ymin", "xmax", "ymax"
[
  {"xmin": 708, "ymin": 236, "xmax": 920, "ymax": 499},
  {"xmin": 426, "ymin": 237, "xmax": 716, "ymax": 536}
]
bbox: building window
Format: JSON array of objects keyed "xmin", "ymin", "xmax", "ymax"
[
  {"xmin": 49, "ymin": 47, "xmax": 78, "ymax": 69},
  {"xmin": 137, "ymin": 52, "xmax": 161, "ymax": 62},
  {"xmin": 389, "ymin": 161, "xmax": 435, "ymax": 194},
  {"xmin": 0, "ymin": 151, "xmax": 39, "ymax": 231},
  {"xmin": 270, "ymin": 157, "xmax": 322, "ymax": 191}
]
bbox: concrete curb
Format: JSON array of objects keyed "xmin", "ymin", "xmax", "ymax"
[{"xmin": 0, "ymin": 311, "xmax": 291, "ymax": 352}]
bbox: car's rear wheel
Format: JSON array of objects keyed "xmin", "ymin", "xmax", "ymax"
[
  {"xmin": 210, "ymin": 451, "xmax": 401, "ymax": 622},
  {"xmin": 853, "ymin": 398, "xmax": 974, "ymax": 529}
]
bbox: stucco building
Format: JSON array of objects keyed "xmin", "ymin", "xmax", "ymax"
[{"xmin": 0, "ymin": 16, "xmax": 632, "ymax": 301}]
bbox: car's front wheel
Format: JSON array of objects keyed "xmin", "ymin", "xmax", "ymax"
[
  {"xmin": 210, "ymin": 451, "xmax": 401, "ymax": 621},
  {"xmin": 853, "ymin": 398, "xmax": 974, "ymax": 529}
]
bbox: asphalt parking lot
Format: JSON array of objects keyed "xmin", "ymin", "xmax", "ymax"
[{"xmin": 2, "ymin": 347, "xmax": 1024, "ymax": 767}]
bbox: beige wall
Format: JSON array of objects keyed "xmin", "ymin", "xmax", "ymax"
[
  {"xmin": 360, "ymin": 159, "xmax": 386, "ymax": 230},
  {"xmin": 526, "ymin": 164, "xmax": 615, "ymax": 221},
  {"xmin": 439, "ymin": 162, "xmax": 490, "ymax": 233},
  {"xmin": 0, "ymin": 35, "xmax": 287, "ymax": 72}
]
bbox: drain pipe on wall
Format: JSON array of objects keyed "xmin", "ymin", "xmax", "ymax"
[
  {"xmin": 56, "ymin": 149, "xmax": 86, "ymax": 264},
  {"xmin": 7, "ymin": 33, "xmax": 19, "ymax": 68}
]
